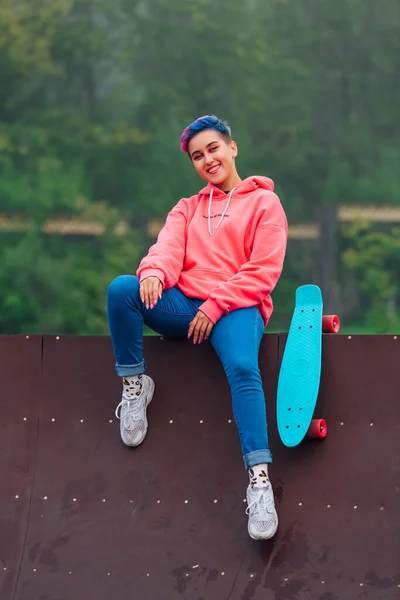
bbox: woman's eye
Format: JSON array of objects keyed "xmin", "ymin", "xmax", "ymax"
[
  {"xmin": 210, "ymin": 146, "xmax": 218, "ymax": 152},
  {"xmin": 193, "ymin": 154, "xmax": 202, "ymax": 161}
]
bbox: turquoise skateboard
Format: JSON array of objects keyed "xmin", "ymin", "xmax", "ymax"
[{"xmin": 277, "ymin": 285, "xmax": 340, "ymax": 447}]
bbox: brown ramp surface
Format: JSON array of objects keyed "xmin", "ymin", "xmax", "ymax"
[
  {"xmin": 0, "ymin": 334, "xmax": 399, "ymax": 600},
  {"xmin": 0, "ymin": 336, "xmax": 42, "ymax": 600}
]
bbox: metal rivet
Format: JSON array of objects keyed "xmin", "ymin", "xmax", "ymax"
[
  {"xmin": 192, "ymin": 565, "xmax": 199, "ymax": 569},
  {"xmin": 33, "ymin": 568, "xmax": 37, "ymax": 572},
  {"xmin": 221, "ymin": 571, "xmax": 225, "ymax": 576},
  {"xmin": 354, "ymin": 505, "xmax": 358, "ymax": 510},
  {"xmin": 129, "ymin": 500, "xmax": 133, "ymax": 504},
  {"xmin": 157, "ymin": 500, "xmax": 161, "ymax": 504},
  {"xmin": 340, "ymin": 422, "xmax": 344, "ymax": 426},
  {"xmin": 299, "ymin": 502, "xmax": 303, "ymax": 506},
  {"xmin": 243, "ymin": 498, "xmax": 246, "ymax": 503},
  {"xmin": 380, "ymin": 506, "xmax": 384, "ymax": 511},
  {"xmin": 250, "ymin": 574, "xmax": 254, "ymax": 578},
  {"xmin": 107, "ymin": 572, "xmax": 111, "ymax": 576},
  {"xmin": 26, "ymin": 335, "xmax": 30, "ymax": 339},
  {"xmin": 56, "ymin": 336, "xmax": 60, "ymax": 340},
  {"xmin": 327, "ymin": 504, "xmax": 331, "ymax": 508},
  {"xmin": 80, "ymin": 419, "xmax": 84, "ymax": 423},
  {"xmin": 43, "ymin": 496, "xmax": 48, "ymax": 500},
  {"xmin": 348, "ymin": 335, "xmax": 352, "ymax": 340},
  {"xmin": 3, "ymin": 567, "xmax": 7, "ymax": 571},
  {"xmin": 146, "ymin": 573, "xmax": 150, "ymax": 577},
  {"xmin": 360, "ymin": 583, "xmax": 364, "ymax": 587},
  {"xmin": 184, "ymin": 500, "xmax": 188, "ymax": 504},
  {"xmin": 394, "ymin": 336, "xmax": 397, "ymax": 340},
  {"xmin": 321, "ymin": 581, "xmax": 325, "ymax": 584},
  {"xmin": 69, "ymin": 571, "xmax": 72, "ymax": 575},
  {"xmin": 73, "ymin": 498, "xmax": 77, "ymax": 502},
  {"xmin": 284, "ymin": 577, "xmax": 289, "ymax": 582},
  {"xmin": 185, "ymin": 573, "xmax": 189, "ymax": 577},
  {"xmin": 228, "ymin": 419, "xmax": 232, "ymax": 424},
  {"xmin": 15, "ymin": 495, "xmax": 19, "ymax": 499},
  {"xmin": 169, "ymin": 420, "xmax": 174, "ymax": 424},
  {"xmin": 200, "ymin": 420, "xmax": 204, "ymax": 424},
  {"xmin": 102, "ymin": 499, "xmax": 106, "ymax": 503},
  {"xmin": 51, "ymin": 418, "xmax": 55, "ymax": 422},
  {"xmin": 23, "ymin": 417, "xmax": 27, "ymax": 421},
  {"xmin": 109, "ymin": 420, "xmax": 113, "ymax": 423},
  {"xmin": 370, "ymin": 422, "xmax": 374, "ymax": 426}
]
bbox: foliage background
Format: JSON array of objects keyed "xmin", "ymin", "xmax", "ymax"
[{"xmin": 1, "ymin": 0, "xmax": 400, "ymax": 334}]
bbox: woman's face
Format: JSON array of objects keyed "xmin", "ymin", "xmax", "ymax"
[{"xmin": 188, "ymin": 129, "xmax": 238, "ymax": 189}]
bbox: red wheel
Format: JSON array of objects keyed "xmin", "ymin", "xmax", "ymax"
[
  {"xmin": 322, "ymin": 315, "xmax": 340, "ymax": 333},
  {"xmin": 307, "ymin": 418, "xmax": 328, "ymax": 439}
]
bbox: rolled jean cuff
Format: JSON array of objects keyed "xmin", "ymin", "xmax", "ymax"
[
  {"xmin": 243, "ymin": 449, "xmax": 273, "ymax": 470},
  {"xmin": 115, "ymin": 360, "xmax": 146, "ymax": 377}
]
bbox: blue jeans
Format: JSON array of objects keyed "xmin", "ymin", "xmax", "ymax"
[{"xmin": 107, "ymin": 275, "xmax": 272, "ymax": 469}]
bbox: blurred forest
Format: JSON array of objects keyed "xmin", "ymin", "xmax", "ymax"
[{"xmin": 1, "ymin": 0, "xmax": 400, "ymax": 334}]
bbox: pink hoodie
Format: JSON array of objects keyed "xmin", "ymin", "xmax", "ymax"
[{"xmin": 137, "ymin": 176, "xmax": 288, "ymax": 325}]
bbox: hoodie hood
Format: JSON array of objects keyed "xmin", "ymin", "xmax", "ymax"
[
  {"xmin": 198, "ymin": 176, "xmax": 275, "ymax": 236},
  {"xmin": 198, "ymin": 176, "xmax": 274, "ymax": 200}
]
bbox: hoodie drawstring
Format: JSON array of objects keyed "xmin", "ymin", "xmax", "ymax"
[{"xmin": 208, "ymin": 187, "xmax": 237, "ymax": 236}]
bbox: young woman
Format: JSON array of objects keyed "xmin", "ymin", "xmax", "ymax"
[{"xmin": 107, "ymin": 115, "xmax": 288, "ymax": 540}]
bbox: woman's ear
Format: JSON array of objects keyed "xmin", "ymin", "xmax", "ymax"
[{"xmin": 231, "ymin": 140, "xmax": 238, "ymax": 159}]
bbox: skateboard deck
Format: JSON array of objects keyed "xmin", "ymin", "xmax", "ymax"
[{"xmin": 277, "ymin": 285, "xmax": 323, "ymax": 447}]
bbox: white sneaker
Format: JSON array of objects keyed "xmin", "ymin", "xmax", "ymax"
[
  {"xmin": 246, "ymin": 481, "xmax": 279, "ymax": 540},
  {"xmin": 115, "ymin": 375, "xmax": 155, "ymax": 447}
]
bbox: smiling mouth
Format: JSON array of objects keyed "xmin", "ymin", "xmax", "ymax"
[{"xmin": 207, "ymin": 164, "xmax": 221, "ymax": 175}]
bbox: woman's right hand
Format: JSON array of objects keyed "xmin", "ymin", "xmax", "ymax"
[{"xmin": 140, "ymin": 277, "xmax": 163, "ymax": 310}]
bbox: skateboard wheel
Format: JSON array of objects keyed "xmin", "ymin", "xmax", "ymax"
[
  {"xmin": 307, "ymin": 419, "xmax": 327, "ymax": 439},
  {"xmin": 322, "ymin": 315, "xmax": 340, "ymax": 333}
]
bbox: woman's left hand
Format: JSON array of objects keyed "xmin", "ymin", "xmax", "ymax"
[{"xmin": 188, "ymin": 311, "xmax": 214, "ymax": 344}]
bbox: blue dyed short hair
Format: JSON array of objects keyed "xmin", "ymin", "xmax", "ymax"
[{"xmin": 180, "ymin": 115, "xmax": 232, "ymax": 154}]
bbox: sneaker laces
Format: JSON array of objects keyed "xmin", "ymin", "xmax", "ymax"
[
  {"xmin": 115, "ymin": 396, "xmax": 144, "ymax": 428},
  {"xmin": 246, "ymin": 484, "xmax": 275, "ymax": 516}
]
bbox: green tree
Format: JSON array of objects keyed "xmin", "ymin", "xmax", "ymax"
[
  {"xmin": 1, "ymin": 0, "xmax": 400, "ymax": 333},
  {"xmin": 0, "ymin": 199, "xmax": 141, "ymax": 334},
  {"xmin": 343, "ymin": 222, "xmax": 400, "ymax": 332}
]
